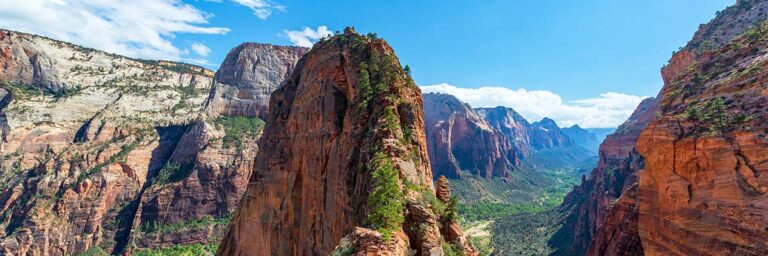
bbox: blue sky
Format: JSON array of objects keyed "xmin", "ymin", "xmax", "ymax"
[{"xmin": 0, "ymin": 0, "xmax": 734, "ymax": 127}]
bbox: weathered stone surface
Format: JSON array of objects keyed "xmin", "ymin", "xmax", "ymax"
[
  {"xmin": 333, "ymin": 227, "xmax": 410, "ymax": 256},
  {"xmin": 217, "ymin": 28, "xmax": 475, "ymax": 256},
  {"xmin": 475, "ymin": 106, "xmax": 533, "ymax": 157},
  {"xmin": 209, "ymin": 43, "xmax": 308, "ymax": 118},
  {"xmin": 637, "ymin": 1, "xmax": 768, "ymax": 254},
  {"xmin": 423, "ymin": 93, "xmax": 517, "ymax": 179},
  {"xmin": 0, "ymin": 29, "xmax": 297, "ymax": 255},
  {"xmin": 436, "ymin": 176, "xmax": 452, "ymax": 202},
  {"xmin": 551, "ymin": 98, "xmax": 657, "ymax": 256}
]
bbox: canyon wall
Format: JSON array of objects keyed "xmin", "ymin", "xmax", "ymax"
[
  {"xmin": 638, "ymin": 0, "xmax": 768, "ymax": 254},
  {"xmin": 0, "ymin": 29, "xmax": 306, "ymax": 255}
]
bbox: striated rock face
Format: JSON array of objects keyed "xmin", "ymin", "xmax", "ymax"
[
  {"xmin": 208, "ymin": 43, "xmax": 308, "ymax": 119},
  {"xmin": 217, "ymin": 28, "xmax": 475, "ymax": 256},
  {"xmin": 423, "ymin": 93, "xmax": 517, "ymax": 179},
  {"xmin": 551, "ymin": 97, "xmax": 658, "ymax": 256},
  {"xmin": 130, "ymin": 43, "xmax": 306, "ymax": 250},
  {"xmin": 0, "ymin": 29, "xmax": 301, "ymax": 255},
  {"xmin": 637, "ymin": 1, "xmax": 768, "ymax": 254},
  {"xmin": 476, "ymin": 106, "xmax": 534, "ymax": 157}
]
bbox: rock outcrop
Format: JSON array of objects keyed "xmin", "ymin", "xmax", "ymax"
[
  {"xmin": 217, "ymin": 28, "xmax": 475, "ymax": 256},
  {"xmin": 0, "ymin": 29, "xmax": 307, "ymax": 255},
  {"xmin": 551, "ymin": 97, "xmax": 658, "ymax": 256},
  {"xmin": 554, "ymin": 1, "xmax": 768, "ymax": 255},
  {"xmin": 130, "ymin": 43, "xmax": 306, "ymax": 250},
  {"xmin": 476, "ymin": 106, "xmax": 534, "ymax": 157},
  {"xmin": 423, "ymin": 93, "xmax": 518, "ymax": 179},
  {"xmin": 637, "ymin": 1, "xmax": 768, "ymax": 254},
  {"xmin": 530, "ymin": 118, "xmax": 577, "ymax": 150},
  {"xmin": 208, "ymin": 43, "xmax": 308, "ymax": 119}
]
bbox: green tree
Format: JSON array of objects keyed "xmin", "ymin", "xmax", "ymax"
[{"xmin": 366, "ymin": 153, "xmax": 405, "ymax": 240}]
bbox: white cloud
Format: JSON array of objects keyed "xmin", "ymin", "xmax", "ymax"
[
  {"xmin": 190, "ymin": 42, "xmax": 211, "ymax": 57},
  {"xmin": 0, "ymin": 0, "xmax": 228, "ymax": 62},
  {"xmin": 283, "ymin": 26, "xmax": 332, "ymax": 47},
  {"xmin": 420, "ymin": 83, "xmax": 647, "ymax": 128},
  {"xmin": 228, "ymin": 0, "xmax": 284, "ymax": 19}
]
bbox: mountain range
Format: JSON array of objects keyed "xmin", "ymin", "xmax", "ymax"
[{"xmin": 2, "ymin": 0, "xmax": 768, "ymax": 255}]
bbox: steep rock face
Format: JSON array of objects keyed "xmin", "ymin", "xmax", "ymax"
[
  {"xmin": 0, "ymin": 29, "xmax": 216, "ymax": 254},
  {"xmin": 217, "ymin": 28, "xmax": 475, "ymax": 256},
  {"xmin": 476, "ymin": 106, "xmax": 534, "ymax": 157},
  {"xmin": 209, "ymin": 43, "xmax": 308, "ymax": 119},
  {"xmin": 637, "ymin": 2, "xmax": 768, "ymax": 254},
  {"xmin": 0, "ymin": 29, "xmax": 299, "ymax": 255},
  {"xmin": 551, "ymin": 97, "xmax": 658, "ymax": 256},
  {"xmin": 423, "ymin": 93, "xmax": 517, "ymax": 179},
  {"xmin": 130, "ymin": 43, "xmax": 305, "ymax": 250}
]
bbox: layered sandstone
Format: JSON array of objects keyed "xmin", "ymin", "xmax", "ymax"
[
  {"xmin": 0, "ymin": 29, "xmax": 306, "ymax": 255},
  {"xmin": 637, "ymin": 3, "xmax": 768, "ymax": 252},
  {"xmin": 551, "ymin": 97, "xmax": 657, "ymax": 256},
  {"xmin": 423, "ymin": 93, "xmax": 517, "ymax": 179},
  {"xmin": 217, "ymin": 28, "xmax": 475, "ymax": 256}
]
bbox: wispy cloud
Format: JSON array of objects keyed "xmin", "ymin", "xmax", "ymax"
[
  {"xmin": 283, "ymin": 26, "xmax": 332, "ymax": 47},
  {"xmin": 230, "ymin": 0, "xmax": 285, "ymax": 19},
  {"xmin": 421, "ymin": 83, "xmax": 647, "ymax": 128},
  {"xmin": 190, "ymin": 42, "xmax": 211, "ymax": 57},
  {"xmin": 0, "ymin": 0, "xmax": 228, "ymax": 63}
]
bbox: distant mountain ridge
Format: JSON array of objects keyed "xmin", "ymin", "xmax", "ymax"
[
  {"xmin": 423, "ymin": 93, "xmax": 599, "ymax": 179},
  {"xmin": 562, "ymin": 125, "xmax": 616, "ymax": 152}
]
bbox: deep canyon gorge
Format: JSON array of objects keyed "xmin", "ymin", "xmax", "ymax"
[{"xmin": 0, "ymin": 0, "xmax": 768, "ymax": 255}]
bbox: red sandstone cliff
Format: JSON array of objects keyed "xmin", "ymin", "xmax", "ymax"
[
  {"xmin": 554, "ymin": 2, "xmax": 768, "ymax": 255},
  {"xmin": 637, "ymin": 1, "xmax": 768, "ymax": 253},
  {"xmin": 217, "ymin": 28, "xmax": 476, "ymax": 256},
  {"xmin": 551, "ymin": 97, "xmax": 657, "ymax": 256}
]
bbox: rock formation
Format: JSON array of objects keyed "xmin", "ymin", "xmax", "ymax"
[
  {"xmin": 423, "ymin": 93, "xmax": 518, "ymax": 179},
  {"xmin": 422, "ymin": 96, "xmax": 597, "ymax": 180},
  {"xmin": 554, "ymin": 1, "xmax": 768, "ymax": 255},
  {"xmin": 530, "ymin": 118, "xmax": 577, "ymax": 150},
  {"xmin": 0, "ymin": 29, "xmax": 307, "ymax": 255},
  {"xmin": 551, "ymin": 97, "xmax": 658, "ymax": 256},
  {"xmin": 217, "ymin": 28, "xmax": 476, "ymax": 256},
  {"xmin": 476, "ymin": 106, "xmax": 534, "ymax": 157},
  {"xmin": 208, "ymin": 43, "xmax": 308, "ymax": 119},
  {"xmin": 637, "ymin": 0, "xmax": 768, "ymax": 254}
]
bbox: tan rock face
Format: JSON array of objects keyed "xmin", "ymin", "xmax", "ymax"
[
  {"xmin": 217, "ymin": 28, "xmax": 475, "ymax": 256},
  {"xmin": 208, "ymin": 43, "xmax": 308, "ymax": 119},
  {"xmin": 0, "ymin": 29, "xmax": 303, "ymax": 255},
  {"xmin": 637, "ymin": 1, "xmax": 768, "ymax": 254}
]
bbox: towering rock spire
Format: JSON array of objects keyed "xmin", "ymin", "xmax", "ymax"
[{"xmin": 217, "ymin": 28, "xmax": 476, "ymax": 255}]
